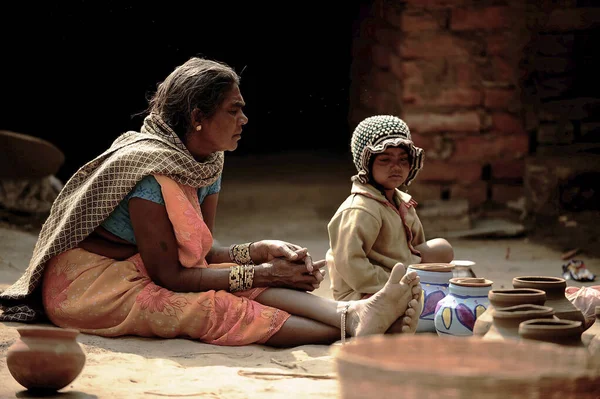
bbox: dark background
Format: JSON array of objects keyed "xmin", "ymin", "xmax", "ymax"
[{"xmin": 1, "ymin": 1, "xmax": 369, "ymax": 181}]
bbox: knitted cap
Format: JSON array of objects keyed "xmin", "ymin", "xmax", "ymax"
[{"xmin": 350, "ymin": 115, "xmax": 424, "ymax": 186}]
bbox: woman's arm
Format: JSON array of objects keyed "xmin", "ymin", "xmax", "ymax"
[
  {"xmin": 129, "ymin": 197, "xmax": 321, "ymax": 292},
  {"xmin": 200, "ymin": 192, "xmax": 219, "ymax": 233}
]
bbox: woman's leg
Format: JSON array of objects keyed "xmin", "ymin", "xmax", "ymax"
[
  {"xmin": 416, "ymin": 238, "xmax": 454, "ymax": 263},
  {"xmin": 255, "ymin": 264, "xmax": 421, "ymax": 347}
]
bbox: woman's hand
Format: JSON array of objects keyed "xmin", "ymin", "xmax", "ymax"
[
  {"xmin": 250, "ymin": 240, "xmax": 317, "ymax": 273},
  {"xmin": 254, "ymin": 257, "xmax": 327, "ymax": 292}
]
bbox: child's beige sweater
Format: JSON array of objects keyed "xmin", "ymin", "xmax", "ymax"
[{"xmin": 326, "ymin": 181, "xmax": 425, "ymax": 301}]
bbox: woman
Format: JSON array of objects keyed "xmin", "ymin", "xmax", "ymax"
[{"xmin": 0, "ymin": 57, "xmax": 422, "ymax": 347}]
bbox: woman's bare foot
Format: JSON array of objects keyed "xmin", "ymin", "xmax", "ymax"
[
  {"xmin": 344, "ymin": 263, "xmax": 420, "ymax": 337},
  {"xmin": 386, "ymin": 283, "xmax": 424, "ymax": 334},
  {"xmin": 386, "ymin": 297, "xmax": 424, "ymax": 334}
]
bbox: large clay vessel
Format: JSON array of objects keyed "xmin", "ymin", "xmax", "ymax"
[
  {"xmin": 406, "ymin": 263, "xmax": 454, "ymax": 333},
  {"xmin": 7, "ymin": 326, "xmax": 86, "ymax": 391},
  {"xmin": 588, "ymin": 334, "xmax": 600, "ymax": 369},
  {"xmin": 334, "ymin": 334, "xmax": 599, "ymax": 398},
  {"xmin": 512, "ymin": 276, "xmax": 585, "ymax": 325},
  {"xmin": 519, "ymin": 319, "xmax": 584, "ymax": 347},
  {"xmin": 583, "ymin": 306, "xmax": 600, "ymax": 347},
  {"xmin": 473, "ymin": 288, "xmax": 546, "ymax": 336},
  {"xmin": 434, "ymin": 277, "xmax": 493, "ymax": 337},
  {"xmin": 483, "ymin": 304, "xmax": 555, "ymax": 341}
]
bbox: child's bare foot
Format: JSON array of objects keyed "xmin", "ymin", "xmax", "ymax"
[{"xmin": 344, "ymin": 264, "xmax": 420, "ymax": 337}]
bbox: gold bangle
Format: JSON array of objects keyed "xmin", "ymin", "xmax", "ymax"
[
  {"xmin": 229, "ymin": 242, "xmax": 255, "ymax": 265},
  {"xmin": 229, "ymin": 265, "xmax": 242, "ymax": 293},
  {"xmin": 242, "ymin": 265, "xmax": 255, "ymax": 290},
  {"xmin": 229, "ymin": 263, "xmax": 255, "ymax": 292}
]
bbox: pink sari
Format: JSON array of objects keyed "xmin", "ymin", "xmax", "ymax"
[{"xmin": 41, "ymin": 175, "xmax": 290, "ymax": 345}]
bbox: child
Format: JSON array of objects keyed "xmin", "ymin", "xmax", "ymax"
[{"xmin": 326, "ymin": 115, "xmax": 454, "ymax": 301}]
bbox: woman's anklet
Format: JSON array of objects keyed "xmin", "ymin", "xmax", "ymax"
[{"xmin": 340, "ymin": 304, "xmax": 350, "ymax": 344}]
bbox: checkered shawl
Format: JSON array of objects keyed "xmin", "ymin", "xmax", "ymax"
[{"xmin": 0, "ymin": 113, "xmax": 224, "ymax": 322}]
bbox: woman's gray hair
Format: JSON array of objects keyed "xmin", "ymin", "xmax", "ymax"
[{"xmin": 148, "ymin": 57, "xmax": 240, "ymax": 140}]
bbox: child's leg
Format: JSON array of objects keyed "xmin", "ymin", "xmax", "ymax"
[{"xmin": 415, "ymin": 238, "xmax": 454, "ymax": 263}]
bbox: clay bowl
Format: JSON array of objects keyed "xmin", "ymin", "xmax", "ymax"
[
  {"xmin": 489, "ymin": 288, "xmax": 547, "ymax": 308},
  {"xmin": 519, "ymin": 319, "xmax": 584, "ymax": 347}
]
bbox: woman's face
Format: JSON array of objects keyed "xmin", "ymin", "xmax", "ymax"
[{"xmin": 185, "ymin": 84, "xmax": 248, "ymax": 159}]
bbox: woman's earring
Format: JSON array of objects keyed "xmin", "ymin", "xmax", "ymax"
[{"xmin": 196, "ymin": 125, "xmax": 202, "ymax": 131}]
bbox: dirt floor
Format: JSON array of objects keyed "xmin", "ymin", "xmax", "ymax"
[{"xmin": 1, "ymin": 152, "xmax": 599, "ymax": 398}]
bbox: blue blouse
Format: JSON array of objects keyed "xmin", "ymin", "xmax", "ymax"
[{"xmin": 100, "ymin": 175, "xmax": 221, "ymax": 244}]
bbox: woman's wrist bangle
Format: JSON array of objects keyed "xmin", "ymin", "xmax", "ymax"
[
  {"xmin": 229, "ymin": 242, "xmax": 255, "ymax": 265},
  {"xmin": 228, "ymin": 264, "xmax": 255, "ymax": 292}
]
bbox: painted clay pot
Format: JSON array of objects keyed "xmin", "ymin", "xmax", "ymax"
[
  {"xmin": 512, "ymin": 276, "xmax": 586, "ymax": 325},
  {"xmin": 473, "ymin": 288, "xmax": 547, "ymax": 336},
  {"xmin": 407, "ymin": 263, "xmax": 454, "ymax": 333},
  {"xmin": 519, "ymin": 319, "xmax": 584, "ymax": 347},
  {"xmin": 434, "ymin": 277, "xmax": 493, "ymax": 337},
  {"xmin": 7, "ymin": 326, "xmax": 86, "ymax": 391},
  {"xmin": 582, "ymin": 306, "xmax": 600, "ymax": 347},
  {"xmin": 483, "ymin": 304, "xmax": 555, "ymax": 341}
]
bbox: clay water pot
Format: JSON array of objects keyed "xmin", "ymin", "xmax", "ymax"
[
  {"xmin": 334, "ymin": 334, "xmax": 599, "ymax": 398},
  {"xmin": 519, "ymin": 319, "xmax": 584, "ymax": 347},
  {"xmin": 483, "ymin": 304, "xmax": 555, "ymax": 341},
  {"xmin": 406, "ymin": 263, "xmax": 454, "ymax": 333},
  {"xmin": 7, "ymin": 326, "xmax": 86, "ymax": 391},
  {"xmin": 434, "ymin": 277, "xmax": 493, "ymax": 337},
  {"xmin": 583, "ymin": 306, "xmax": 600, "ymax": 347},
  {"xmin": 473, "ymin": 288, "xmax": 547, "ymax": 336},
  {"xmin": 512, "ymin": 276, "xmax": 585, "ymax": 325}
]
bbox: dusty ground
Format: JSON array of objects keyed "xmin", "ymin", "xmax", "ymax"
[{"xmin": 1, "ymin": 152, "xmax": 599, "ymax": 398}]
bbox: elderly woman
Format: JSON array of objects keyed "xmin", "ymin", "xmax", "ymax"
[{"xmin": 0, "ymin": 57, "xmax": 422, "ymax": 347}]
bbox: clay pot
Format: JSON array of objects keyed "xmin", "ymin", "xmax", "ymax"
[
  {"xmin": 334, "ymin": 334, "xmax": 599, "ymax": 398},
  {"xmin": 519, "ymin": 319, "xmax": 584, "ymax": 347},
  {"xmin": 512, "ymin": 276, "xmax": 586, "ymax": 325},
  {"xmin": 7, "ymin": 326, "xmax": 86, "ymax": 391},
  {"xmin": 583, "ymin": 306, "xmax": 600, "ymax": 347},
  {"xmin": 406, "ymin": 263, "xmax": 454, "ymax": 333},
  {"xmin": 450, "ymin": 260, "xmax": 477, "ymax": 278},
  {"xmin": 0, "ymin": 130, "xmax": 65, "ymax": 179},
  {"xmin": 434, "ymin": 277, "xmax": 493, "ymax": 337},
  {"xmin": 473, "ymin": 288, "xmax": 547, "ymax": 336},
  {"xmin": 483, "ymin": 304, "xmax": 555, "ymax": 341}
]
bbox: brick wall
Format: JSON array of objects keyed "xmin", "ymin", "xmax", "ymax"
[
  {"xmin": 521, "ymin": 1, "xmax": 600, "ymax": 217},
  {"xmin": 350, "ymin": 0, "xmax": 600, "ymax": 211}
]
